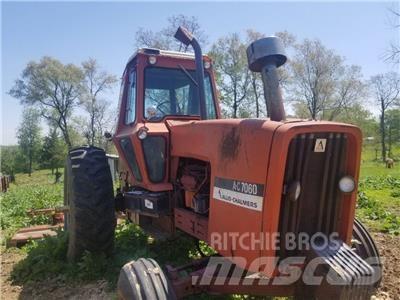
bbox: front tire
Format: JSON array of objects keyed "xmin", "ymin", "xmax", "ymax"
[
  {"xmin": 352, "ymin": 218, "xmax": 382, "ymax": 287},
  {"xmin": 117, "ymin": 258, "xmax": 177, "ymax": 300},
  {"xmin": 64, "ymin": 146, "xmax": 116, "ymax": 261}
]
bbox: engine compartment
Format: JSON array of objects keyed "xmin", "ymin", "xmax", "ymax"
[{"xmin": 177, "ymin": 158, "xmax": 211, "ymax": 215}]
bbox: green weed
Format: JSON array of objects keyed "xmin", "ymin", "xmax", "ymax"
[
  {"xmin": 11, "ymin": 221, "xmax": 200, "ymax": 287},
  {"xmin": 1, "ymin": 184, "xmax": 63, "ymax": 236},
  {"xmin": 356, "ymin": 160, "xmax": 400, "ymax": 235}
]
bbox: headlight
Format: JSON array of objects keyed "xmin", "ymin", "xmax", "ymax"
[
  {"xmin": 338, "ymin": 176, "xmax": 355, "ymax": 193},
  {"xmin": 137, "ymin": 126, "xmax": 149, "ymax": 140},
  {"xmin": 148, "ymin": 56, "xmax": 157, "ymax": 65},
  {"xmin": 287, "ymin": 181, "xmax": 301, "ymax": 202}
]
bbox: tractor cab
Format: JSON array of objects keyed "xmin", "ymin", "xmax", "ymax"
[{"xmin": 114, "ymin": 47, "xmax": 220, "ymax": 190}]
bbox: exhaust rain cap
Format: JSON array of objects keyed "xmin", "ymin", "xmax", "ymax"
[{"xmin": 246, "ymin": 37, "xmax": 287, "ymax": 72}]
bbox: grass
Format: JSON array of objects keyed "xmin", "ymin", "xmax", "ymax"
[
  {"xmin": 10, "ymin": 223, "xmax": 200, "ymax": 286},
  {"xmin": 356, "ymin": 146, "xmax": 400, "ymax": 234},
  {"xmin": 0, "ymin": 170, "xmax": 64, "ymax": 241}
]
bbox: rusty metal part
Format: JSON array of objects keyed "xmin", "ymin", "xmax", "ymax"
[
  {"xmin": 174, "ymin": 208, "xmax": 208, "ymax": 241},
  {"xmin": 9, "ymin": 224, "xmax": 63, "ymax": 248},
  {"xmin": 26, "ymin": 206, "xmax": 69, "ymax": 216},
  {"xmin": 308, "ymin": 239, "xmax": 377, "ymax": 299},
  {"xmin": 247, "ymin": 37, "xmax": 287, "ymax": 121}
]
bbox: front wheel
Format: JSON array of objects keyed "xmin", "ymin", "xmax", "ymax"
[
  {"xmin": 352, "ymin": 218, "xmax": 382, "ymax": 287},
  {"xmin": 64, "ymin": 146, "xmax": 116, "ymax": 261},
  {"xmin": 117, "ymin": 258, "xmax": 177, "ymax": 300}
]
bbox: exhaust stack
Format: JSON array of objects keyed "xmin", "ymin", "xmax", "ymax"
[
  {"xmin": 246, "ymin": 37, "xmax": 287, "ymax": 122},
  {"xmin": 174, "ymin": 26, "xmax": 207, "ymax": 120}
]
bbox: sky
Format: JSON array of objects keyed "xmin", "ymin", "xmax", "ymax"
[{"xmin": 1, "ymin": 1, "xmax": 399, "ymax": 145}]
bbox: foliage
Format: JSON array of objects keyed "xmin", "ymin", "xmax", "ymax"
[
  {"xmin": 386, "ymin": 109, "xmax": 400, "ymax": 157},
  {"xmin": 134, "ymin": 14, "xmax": 207, "ymax": 52},
  {"xmin": 289, "ymin": 39, "xmax": 366, "ymax": 120},
  {"xmin": 17, "ymin": 108, "xmax": 42, "ymax": 175},
  {"xmin": 11, "ymin": 222, "xmax": 200, "ymax": 286},
  {"xmin": 335, "ymin": 104, "xmax": 379, "ymax": 138},
  {"xmin": 0, "ymin": 170, "xmax": 63, "ymax": 237},
  {"xmin": 80, "ymin": 58, "xmax": 117, "ymax": 147},
  {"xmin": 384, "ymin": 6, "xmax": 400, "ymax": 65},
  {"xmin": 209, "ymin": 33, "xmax": 251, "ymax": 118},
  {"xmin": 9, "ymin": 56, "xmax": 84, "ymax": 148},
  {"xmin": 245, "ymin": 30, "xmax": 266, "ymax": 118},
  {"xmin": 40, "ymin": 128, "xmax": 67, "ymax": 176},
  {"xmin": 0, "ymin": 145, "xmax": 25, "ymax": 176},
  {"xmin": 356, "ymin": 173, "xmax": 400, "ymax": 235},
  {"xmin": 370, "ymin": 72, "xmax": 400, "ymax": 161}
]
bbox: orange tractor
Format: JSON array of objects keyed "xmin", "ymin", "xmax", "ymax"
[{"xmin": 64, "ymin": 27, "xmax": 382, "ymax": 299}]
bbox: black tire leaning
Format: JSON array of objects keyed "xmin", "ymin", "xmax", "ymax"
[
  {"xmin": 64, "ymin": 146, "xmax": 116, "ymax": 261},
  {"xmin": 117, "ymin": 258, "xmax": 177, "ymax": 300},
  {"xmin": 352, "ymin": 218, "xmax": 382, "ymax": 287}
]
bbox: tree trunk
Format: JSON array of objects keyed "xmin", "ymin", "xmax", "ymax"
[
  {"xmin": 28, "ymin": 149, "xmax": 32, "ymax": 177},
  {"xmin": 388, "ymin": 125, "xmax": 392, "ymax": 158},
  {"xmin": 90, "ymin": 98, "xmax": 95, "ymax": 146},
  {"xmin": 380, "ymin": 112, "xmax": 386, "ymax": 162},
  {"xmin": 252, "ymin": 78, "xmax": 260, "ymax": 118}
]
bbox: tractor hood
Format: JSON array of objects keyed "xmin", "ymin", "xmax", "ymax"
[
  {"xmin": 166, "ymin": 118, "xmax": 280, "ymax": 177},
  {"xmin": 166, "ymin": 118, "xmax": 362, "ymax": 274}
]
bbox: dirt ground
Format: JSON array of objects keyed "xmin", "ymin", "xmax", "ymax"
[
  {"xmin": 0, "ymin": 250, "xmax": 114, "ymax": 300},
  {"xmin": 1, "ymin": 232, "xmax": 399, "ymax": 300}
]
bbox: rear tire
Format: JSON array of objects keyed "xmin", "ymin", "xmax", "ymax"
[
  {"xmin": 352, "ymin": 218, "xmax": 382, "ymax": 287},
  {"xmin": 64, "ymin": 146, "xmax": 116, "ymax": 261},
  {"xmin": 117, "ymin": 258, "xmax": 176, "ymax": 300}
]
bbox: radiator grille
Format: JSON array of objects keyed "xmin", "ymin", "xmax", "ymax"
[{"xmin": 278, "ymin": 133, "xmax": 347, "ymax": 258}]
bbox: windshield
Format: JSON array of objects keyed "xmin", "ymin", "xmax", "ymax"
[{"xmin": 144, "ymin": 67, "xmax": 216, "ymax": 120}]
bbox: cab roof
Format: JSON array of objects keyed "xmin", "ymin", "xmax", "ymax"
[{"xmin": 126, "ymin": 48, "xmax": 210, "ymax": 66}]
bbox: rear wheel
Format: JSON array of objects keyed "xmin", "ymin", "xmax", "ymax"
[
  {"xmin": 64, "ymin": 146, "xmax": 116, "ymax": 261},
  {"xmin": 352, "ymin": 218, "xmax": 382, "ymax": 287},
  {"xmin": 117, "ymin": 258, "xmax": 176, "ymax": 300}
]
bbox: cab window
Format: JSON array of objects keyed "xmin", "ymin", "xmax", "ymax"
[
  {"xmin": 125, "ymin": 70, "xmax": 136, "ymax": 124},
  {"xmin": 144, "ymin": 67, "xmax": 216, "ymax": 120}
]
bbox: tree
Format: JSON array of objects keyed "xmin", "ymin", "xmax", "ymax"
[
  {"xmin": 384, "ymin": 6, "xmax": 400, "ymax": 65},
  {"xmin": 334, "ymin": 103, "xmax": 379, "ymax": 138},
  {"xmin": 275, "ymin": 30, "xmax": 297, "ymax": 89},
  {"xmin": 385, "ymin": 109, "xmax": 400, "ymax": 158},
  {"xmin": 17, "ymin": 108, "xmax": 42, "ymax": 176},
  {"xmin": 323, "ymin": 65, "xmax": 366, "ymax": 121},
  {"xmin": 1, "ymin": 146, "xmax": 18, "ymax": 177},
  {"xmin": 209, "ymin": 33, "xmax": 251, "ymax": 118},
  {"xmin": 246, "ymin": 30, "xmax": 266, "ymax": 118},
  {"xmin": 289, "ymin": 39, "xmax": 365, "ymax": 120},
  {"xmin": 9, "ymin": 57, "xmax": 84, "ymax": 149},
  {"xmin": 40, "ymin": 128, "xmax": 67, "ymax": 180},
  {"xmin": 134, "ymin": 14, "xmax": 207, "ymax": 52},
  {"xmin": 370, "ymin": 72, "xmax": 400, "ymax": 161},
  {"xmin": 81, "ymin": 58, "xmax": 117, "ymax": 146}
]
